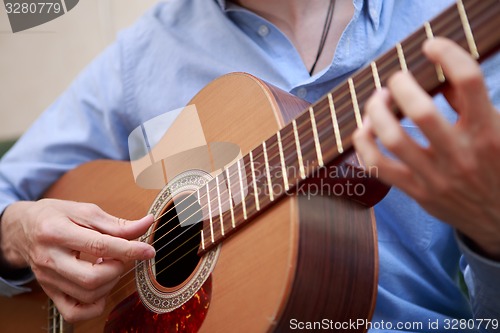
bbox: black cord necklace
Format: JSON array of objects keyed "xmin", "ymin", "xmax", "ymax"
[{"xmin": 309, "ymin": 0, "xmax": 335, "ymax": 76}]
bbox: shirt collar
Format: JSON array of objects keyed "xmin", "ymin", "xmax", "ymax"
[
  {"xmin": 353, "ymin": 0, "xmax": 383, "ymax": 29},
  {"xmin": 366, "ymin": 0, "xmax": 383, "ymax": 30},
  {"xmin": 215, "ymin": 0, "xmax": 383, "ymax": 30}
]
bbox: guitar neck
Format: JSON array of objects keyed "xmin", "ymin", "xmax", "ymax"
[{"xmin": 197, "ymin": 0, "xmax": 500, "ymax": 254}]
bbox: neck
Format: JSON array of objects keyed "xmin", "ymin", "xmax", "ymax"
[
  {"xmin": 235, "ymin": 0, "xmax": 327, "ymax": 28},
  {"xmin": 232, "ymin": 0, "xmax": 354, "ymax": 75}
]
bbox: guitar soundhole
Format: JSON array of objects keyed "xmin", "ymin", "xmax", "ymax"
[{"xmin": 152, "ymin": 192, "xmax": 203, "ymax": 289}]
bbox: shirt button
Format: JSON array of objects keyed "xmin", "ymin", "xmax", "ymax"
[
  {"xmin": 297, "ymin": 87, "xmax": 307, "ymax": 99},
  {"xmin": 258, "ymin": 25, "xmax": 270, "ymax": 37}
]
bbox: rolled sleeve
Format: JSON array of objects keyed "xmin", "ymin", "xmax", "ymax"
[
  {"xmin": 0, "ymin": 273, "xmax": 35, "ymax": 297},
  {"xmin": 457, "ymin": 232, "xmax": 500, "ymax": 331}
]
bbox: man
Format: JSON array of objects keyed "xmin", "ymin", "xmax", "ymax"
[{"xmin": 0, "ymin": 0, "xmax": 499, "ymax": 331}]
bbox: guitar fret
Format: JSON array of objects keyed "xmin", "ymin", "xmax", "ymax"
[
  {"xmin": 292, "ymin": 119, "xmax": 306, "ymax": 179},
  {"xmin": 457, "ymin": 0, "xmax": 479, "ymax": 59},
  {"xmin": 262, "ymin": 141, "xmax": 274, "ymax": 201},
  {"xmin": 424, "ymin": 22, "xmax": 446, "ymax": 82},
  {"xmin": 51, "ymin": 303, "xmax": 55, "ymax": 332},
  {"xmin": 201, "ymin": 229, "xmax": 205, "ymax": 250},
  {"xmin": 237, "ymin": 159, "xmax": 247, "ymax": 219},
  {"xmin": 348, "ymin": 79, "xmax": 363, "ymax": 129},
  {"xmin": 249, "ymin": 151, "xmax": 260, "ymax": 211},
  {"xmin": 370, "ymin": 61, "xmax": 382, "ymax": 90},
  {"xmin": 276, "ymin": 130, "xmax": 289, "ymax": 191},
  {"xmin": 225, "ymin": 168, "xmax": 236, "ymax": 228},
  {"xmin": 206, "ymin": 183, "xmax": 214, "ymax": 243},
  {"xmin": 328, "ymin": 93, "xmax": 344, "ymax": 153},
  {"xmin": 59, "ymin": 310, "xmax": 63, "ymax": 333},
  {"xmin": 51, "ymin": 301, "xmax": 57, "ymax": 333},
  {"xmin": 396, "ymin": 43, "xmax": 408, "ymax": 72},
  {"xmin": 215, "ymin": 175, "xmax": 224, "ymax": 236},
  {"xmin": 198, "ymin": 189, "xmax": 206, "ymax": 250},
  {"xmin": 309, "ymin": 106, "xmax": 324, "ymax": 167}
]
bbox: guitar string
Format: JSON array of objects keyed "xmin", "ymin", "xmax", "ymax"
[
  {"xmin": 53, "ymin": 7, "xmax": 474, "ymax": 316},
  {"xmin": 135, "ymin": 1, "xmax": 466, "ymax": 247}
]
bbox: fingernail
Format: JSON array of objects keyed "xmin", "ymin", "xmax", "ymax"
[
  {"xmin": 143, "ymin": 214, "xmax": 155, "ymax": 224},
  {"xmin": 143, "ymin": 246, "xmax": 156, "ymax": 259}
]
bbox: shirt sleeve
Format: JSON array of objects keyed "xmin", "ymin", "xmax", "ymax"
[
  {"xmin": 457, "ymin": 233, "xmax": 500, "ymax": 332},
  {"xmin": 0, "ymin": 273, "xmax": 35, "ymax": 297},
  {"xmin": 0, "ymin": 39, "xmax": 130, "ymax": 296}
]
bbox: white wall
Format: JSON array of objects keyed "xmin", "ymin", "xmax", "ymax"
[{"xmin": 0, "ymin": 0, "xmax": 161, "ymax": 140}]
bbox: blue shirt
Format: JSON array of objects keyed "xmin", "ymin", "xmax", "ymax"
[{"xmin": 1, "ymin": 0, "xmax": 499, "ymax": 331}]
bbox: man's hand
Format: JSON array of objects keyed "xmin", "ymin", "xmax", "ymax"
[
  {"xmin": 0, "ymin": 199, "xmax": 155, "ymax": 322},
  {"xmin": 353, "ymin": 37, "xmax": 500, "ymax": 260}
]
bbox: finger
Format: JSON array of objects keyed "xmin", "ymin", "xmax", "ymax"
[
  {"xmin": 353, "ymin": 117, "xmax": 422, "ymax": 198},
  {"xmin": 387, "ymin": 71, "xmax": 456, "ymax": 155},
  {"xmin": 363, "ymin": 88, "xmax": 441, "ymax": 182},
  {"xmin": 69, "ymin": 204, "xmax": 155, "ymax": 240},
  {"xmin": 59, "ymin": 221, "xmax": 155, "ymax": 262},
  {"xmin": 423, "ymin": 37, "xmax": 493, "ymax": 125},
  {"xmin": 45, "ymin": 287, "xmax": 107, "ymax": 323},
  {"xmin": 50, "ymin": 250, "xmax": 126, "ymax": 291},
  {"xmin": 35, "ymin": 264, "xmax": 119, "ymax": 304}
]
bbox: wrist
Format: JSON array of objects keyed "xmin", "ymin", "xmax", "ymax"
[{"xmin": 0, "ymin": 202, "xmax": 30, "ymax": 271}]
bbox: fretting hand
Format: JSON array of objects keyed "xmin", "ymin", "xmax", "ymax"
[{"xmin": 354, "ymin": 37, "xmax": 500, "ymax": 260}]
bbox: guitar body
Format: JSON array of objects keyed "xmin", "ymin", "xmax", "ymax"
[{"xmin": 1, "ymin": 73, "xmax": 379, "ymax": 332}]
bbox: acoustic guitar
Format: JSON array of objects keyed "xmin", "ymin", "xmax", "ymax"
[{"xmin": 1, "ymin": 0, "xmax": 499, "ymax": 332}]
